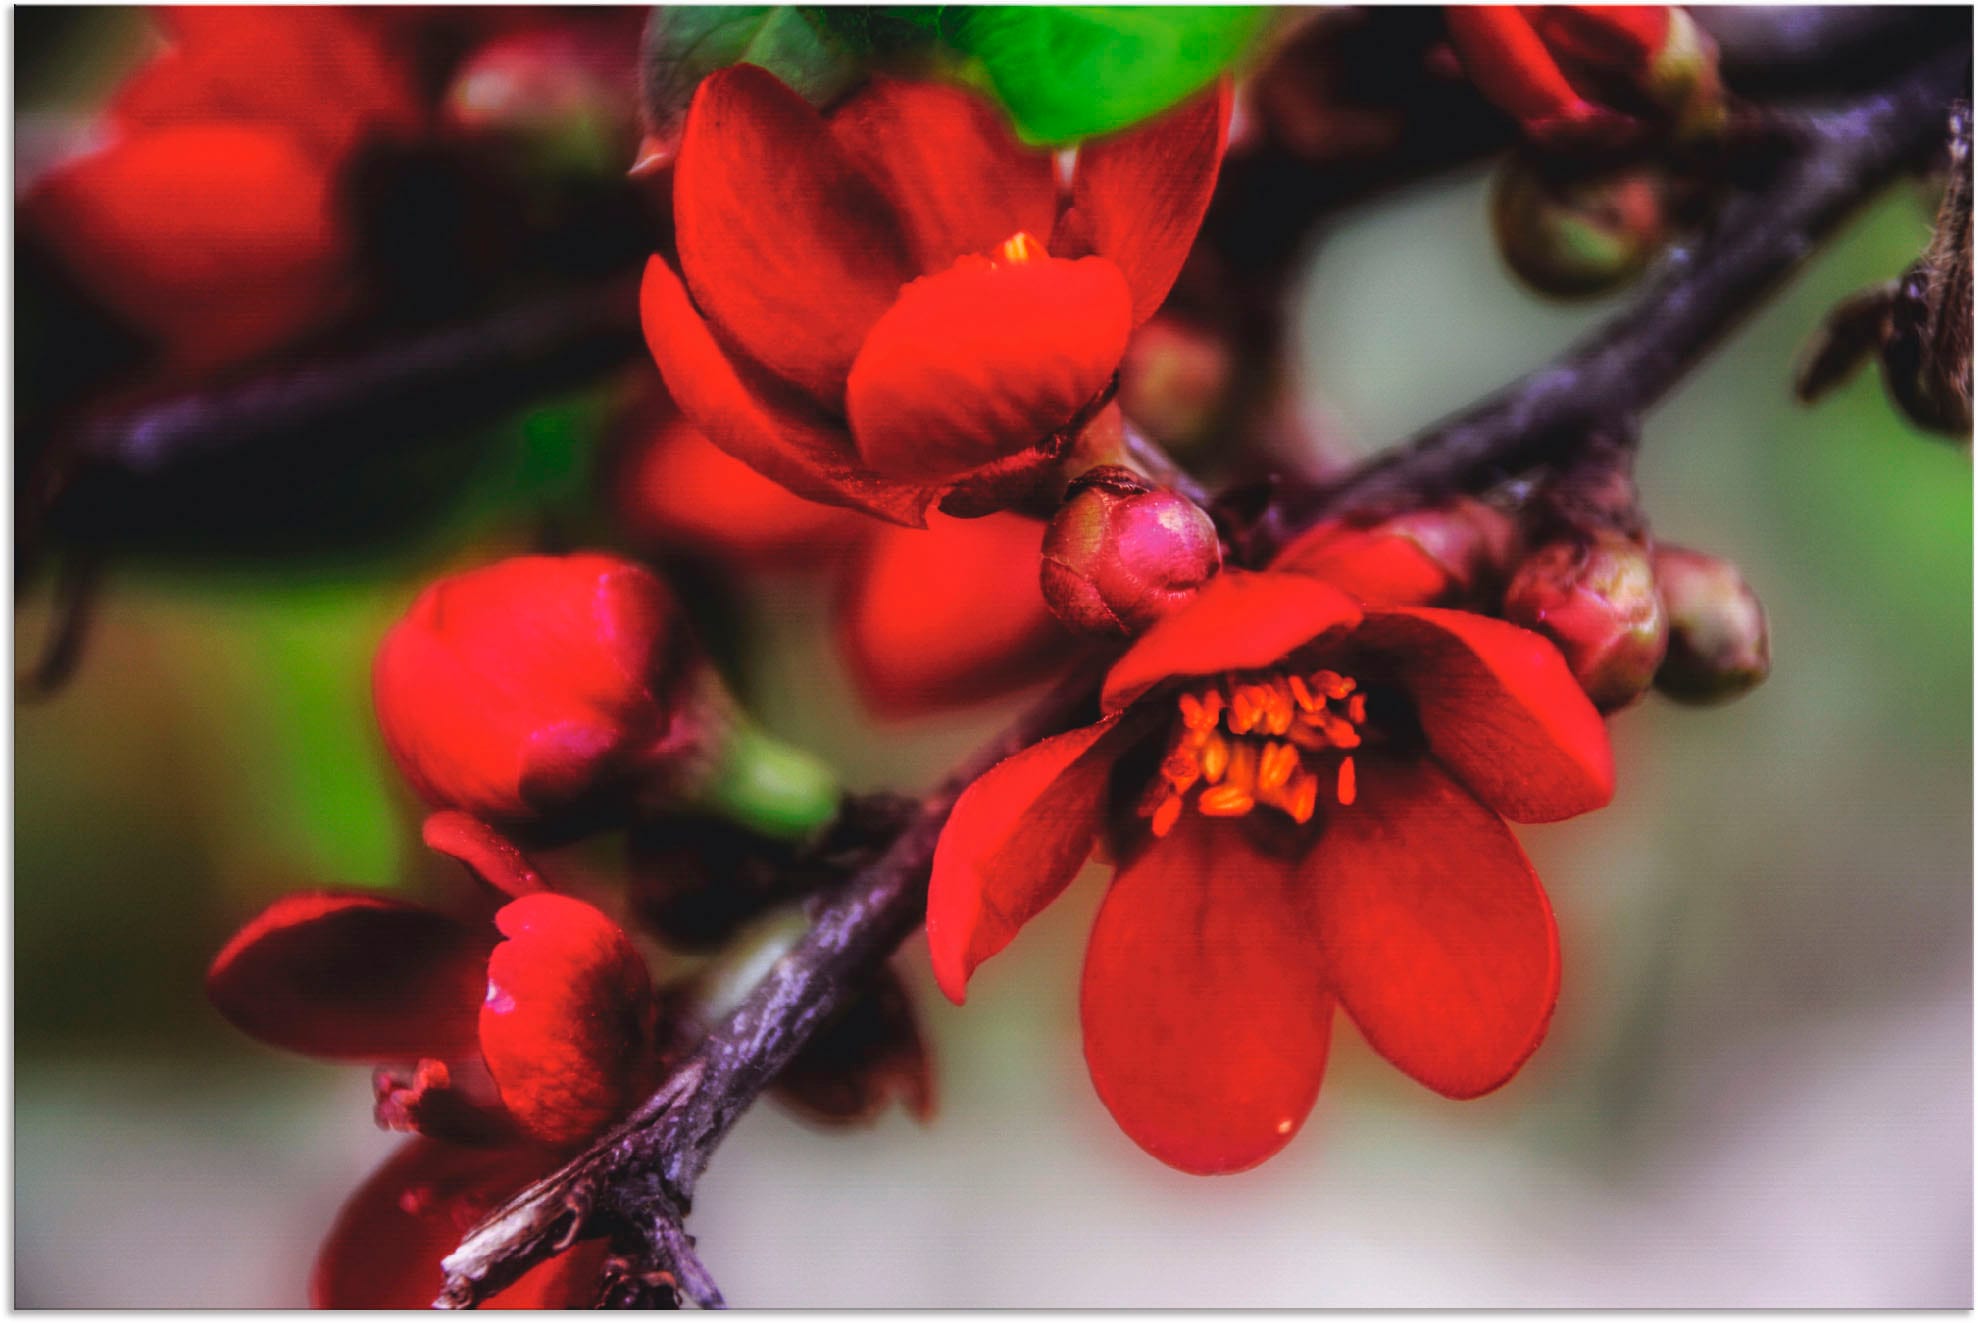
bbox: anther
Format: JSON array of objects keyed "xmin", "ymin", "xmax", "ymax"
[
  {"xmin": 1151, "ymin": 793, "xmax": 1183, "ymax": 838},
  {"xmin": 1198, "ymin": 785, "xmax": 1255, "ymax": 816},
  {"xmin": 1258, "ymin": 741, "xmax": 1298, "ymax": 792},
  {"xmin": 1337, "ymin": 756, "xmax": 1358, "ymax": 806},
  {"xmin": 1200, "ymin": 734, "xmax": 1230, "ymax": 784}
]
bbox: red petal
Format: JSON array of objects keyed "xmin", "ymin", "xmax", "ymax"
[
  {"xmin": 26, "ymin": 124, "xmax": 346, "ymax": 370},
  {"xmin": 1445, "ymin": 7, "xmax": 1622, "ymax": 141},
  {"xmin": 1101, "ymin": 571, "xmax": 1362, "ymax": 714},
  {"xmin": 207, "ymin": 892, "xmax": 492, "ymax": 1061},
  {"xmin": 1272, "ymin": 522, "xmax": 1452, "ymax": 606},
  {"xmin": 422, "ymin": 811, "xmax": 547, "ymax": 901},
  {"xmin": 846, "ymin": 253, "xmax": 1132, "ymax": 481},
  {"xmin": 1310, "ymin": 756, "xmax": 1559, "ymax": 1099},
  {"xmin": 312, "ymin": 1138, "xmax": 604, "ymax": 1308},
  {"xmin": 838, "ymin": 512, "xmax": 1077, "ymax": 716},
  {"xmin": 1351, "ymin": 607, "xmax": 1614, "ymax": 822},
  {"xmin": 672, "ymin": 63, "xmax": 916, "ymax": 408},
  {"xmin": 480, "ymin": 894, "xmax": 654, "ymax": 1147},
  {"xmin": 641, "ymin": 255, "xmax": 935, "ymax": 526},
  {"xmin": 116, "ymin": 6, "xmax": 422, "ymax": 158},
  {"xmin": 1080, "ymin": 815, "xmax": 1334, "ymax": 1174},
  {"xmin": 1059, "ymin": 81, "xmax": 1230, "ymax": 325},
  {"xmin": 927, "ymin": 716, "xmax": 1124, "ymax": 1002},
  {"xmin": 611, "ymin": 399, "xmax": 867, "ymax": 567},
  {"xmin": 1528, "ymin": 6, "xmax": 1670, "ymax": 71},
  {"xmin": 829, "ymin": 75, "xmax": 1058, "ymax": 273}
]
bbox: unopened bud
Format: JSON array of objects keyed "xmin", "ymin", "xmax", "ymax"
[
  {"xmin": 1492, "ymin": 155, "xmax": 1673, "ymax": 298},
  {"xmin": 1652, "ymin": 545, "xmax": 1770, "ymax": 704},
  {"xmin": 374, "ymin": 553, "xmax": 839, "ymax": 838},
  {"xmin": 1503, "ymin": 532, "xmax": 1668, "ymax": 711},
  {"xmin": 1040, "ymin": 468, "xmax": 1222, "ymax": 636},
  {"xmin": 1641, "ymin": 7, "xmax": 1727, "ymax": 142},
  {"xmin": 444, "ymin": 28, "xmax": 634, "ymax": 177}
]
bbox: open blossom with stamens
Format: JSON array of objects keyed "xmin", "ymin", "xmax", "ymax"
[
  {"xmin": 640, "ymin": 65, "xmax": 1229, "ymax": 524},
  {"xmin": 206, "ymin": 815, "xmax": 655, "ymax": 1306},
  {"xmin": 926, "ymin": 569, "xmax": 1613, "ymax": 1174}
]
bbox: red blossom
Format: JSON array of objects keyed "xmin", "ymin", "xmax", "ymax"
[
  {"xmin": 208, "ymin": 840, "xmax": 654, "ymax": 1306},
  {"xmin": 609, "ymin": 397, "xmax": 1085, "ymax": 717},
  {"xmin": 23, "ymin": 6, "xmax": 424, "ymax": 372},
  {"xmin": 641, "ymin": 66, "xmax": 1230, "ymax": 524},
  {"xmin": 837, "ymin": 511, "xmax": 1085, "ymax": 718},
  {"xmin": 372, "ymin": 553, "xmax": 707, "ymax": 825},
  {"xmin": 926, "ymin": 568, "xmax": 1612, "ymax": 1174}
]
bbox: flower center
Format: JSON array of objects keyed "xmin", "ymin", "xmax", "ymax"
[
  {"xmin": 1140, "ymin": 668, "xmax": 1369, "ymax": 838},
  {"xmin": 994, "ymin": 230, "xmax": 1048, "ymax": 265}
]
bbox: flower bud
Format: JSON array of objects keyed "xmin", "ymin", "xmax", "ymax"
[
  {"xmin": 1651, "ymin": 544, "xmax": 1770, "ymax": 704},
  {"xmin": 1491, "ymin": 155, "xmax": 1672, "ymax": 298},
  {"xmin": 1502, "ymin": 531, "xmax": 1668, "ymax": 711},
  {"xmin": 443, "ymin": 21, "xmax": 641, "ymax": 178},
  {"xmin": 375, "ymin": 553, "xmax": 698, "ymax": 825},
  {"xmin": 375, "ymin": 553, "xmax": 840, "ymax": 837},
  {"xmin": 1040, "ymin": 468, "xmax": 1222, "ymax": 637}
]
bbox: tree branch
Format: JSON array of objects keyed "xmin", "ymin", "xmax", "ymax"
[
  {"xmin": 434, "ymin": 44, "xmax": 1969, "ymax": 1310},
  {"xmin": 1247, "ymin": 46, "xmax": 1971, "ymax": 558}
]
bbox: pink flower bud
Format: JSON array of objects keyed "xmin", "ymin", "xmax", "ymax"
[
  {"xmin": 1503, "ymin": 531, "xmax": 1668, "ymax": 711},
  {"xmin": 1040, "ymin": 467, "xmax": 1223, "ymax": 636},
  {"xmin": 374, "ymin": 553, "xmax": 708, "ymax": 825},
  {"xmin": 1652, "ymin": 544, "xmax": 1771, "ymax": 704}
]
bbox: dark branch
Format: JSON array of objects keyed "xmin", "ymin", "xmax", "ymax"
[
  {"xmin": 435, "ymin": 44, "xmax": 1970, "ymax": 1310},
  {"xmin": 436, "ymin": 661, "xmax": 1109, "ymax": 1309},
  {"xmin": 1246, "ymin": 46, "xmax": 1971, "ymax": 559}
]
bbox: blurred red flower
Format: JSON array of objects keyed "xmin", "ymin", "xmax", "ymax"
[
  {"xmin": 612, "ymin": 402, "xmax": 1084, "ymax": 717},
  {"xmin": 926, "ymin": 567, "xmax": 1613, "ymax": 1174},
  {"xmin": 640, "ymin": 66, "xmax": 1229, "ymax": 524},
  {"xmin": 207, "ymin": 818, "xmax": 654, "ymax": 1306},
  {"xmin": 24, "ymin": 6, "xmax": 425, "ymax": 372}
]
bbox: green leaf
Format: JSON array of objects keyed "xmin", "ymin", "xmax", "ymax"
[
  {"xmin": 943, "ymin": 6, "xmax": 1267, "ymax": 145},
  {"xmin": 642, "ymin": 7, "xmax": 868, "ymax": 141}
]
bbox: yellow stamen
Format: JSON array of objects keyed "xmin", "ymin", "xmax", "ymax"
[
  {"xmin": 1198, "ymin": 784, "xmax": 1255, "ymax": 816},
  {"xmin": 1258, "ymin": 740, "xmax": 1298, "ymax": 793},
  {"xmin": 998, "ymin": 231, "xmax": 1048, "ymax": 264},
  {"xmin": 1200, "ymin": 733, "xmax": 1230, "ymax": 784}
]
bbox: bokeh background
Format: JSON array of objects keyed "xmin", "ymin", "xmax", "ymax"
[{"xmin": 16, "ymin": 6, "xmax": 1972, "ymax": 1307}]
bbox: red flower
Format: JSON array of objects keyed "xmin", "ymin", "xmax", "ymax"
[
  {"xmin": 838, "ymin": 511, "xmax": 1085, "ymax": 717},
  {"xmin": 1445, "ymin": 5, "xmax": 1720, "ymax": 149},
  {"xmin": 926, "ymin": 569, "xmax": 1613, "ymax": 1174},
  {"xmin": 610, "ymin": 399, "xmax": 1083, "ymax": 717},
  {"xmin": 207, "ymin": 815, "xmax": 655, "ymax": 1306},
  {"xmin": 23, "ymin": 6, "xmax": 424, "ymax": 372},
  {"xmin": 640, "ymin": 66, "xmax": 1229, "ymax": 525},
  {"xmin": 373, "ymin": 553, "xmax": 711, "ymax": 825}
]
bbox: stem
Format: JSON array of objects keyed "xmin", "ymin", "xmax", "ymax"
[{"xmin": 1251, "ymin": 47, "xmax": 1971, "ymax": 555}]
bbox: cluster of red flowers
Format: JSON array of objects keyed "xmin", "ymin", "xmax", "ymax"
[{"xmin": 173, "ymin": 7, "xmax": 1779, "ymax": 1304}]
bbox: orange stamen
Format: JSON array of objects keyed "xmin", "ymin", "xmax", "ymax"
[
  {"xmin": 1337, "ymin": 756, "xmax": 1357, "ymax": 806},
  {"xmin": 1151, "ymin": 793, "xmax": 1183, "ymax": 838},
  {"xmin": 1200, "ymin": 734, "xmax": 1230, "ymax": 784},
  {"xmin": 1198, "ymin": 784, "xmax": 1255, "ymax": 816},
  {"xmin": 998, "ymin": 231, "xmax": 1047, "ymax": 264},
  {"xmin": 1258, "ymin": 740, "xmax": 1298, "ymax": 792}
]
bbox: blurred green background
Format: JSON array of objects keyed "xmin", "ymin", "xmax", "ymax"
[{"xmin": 15, "ymin": 10, "xmax": 1972, "ymax": 1308}]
